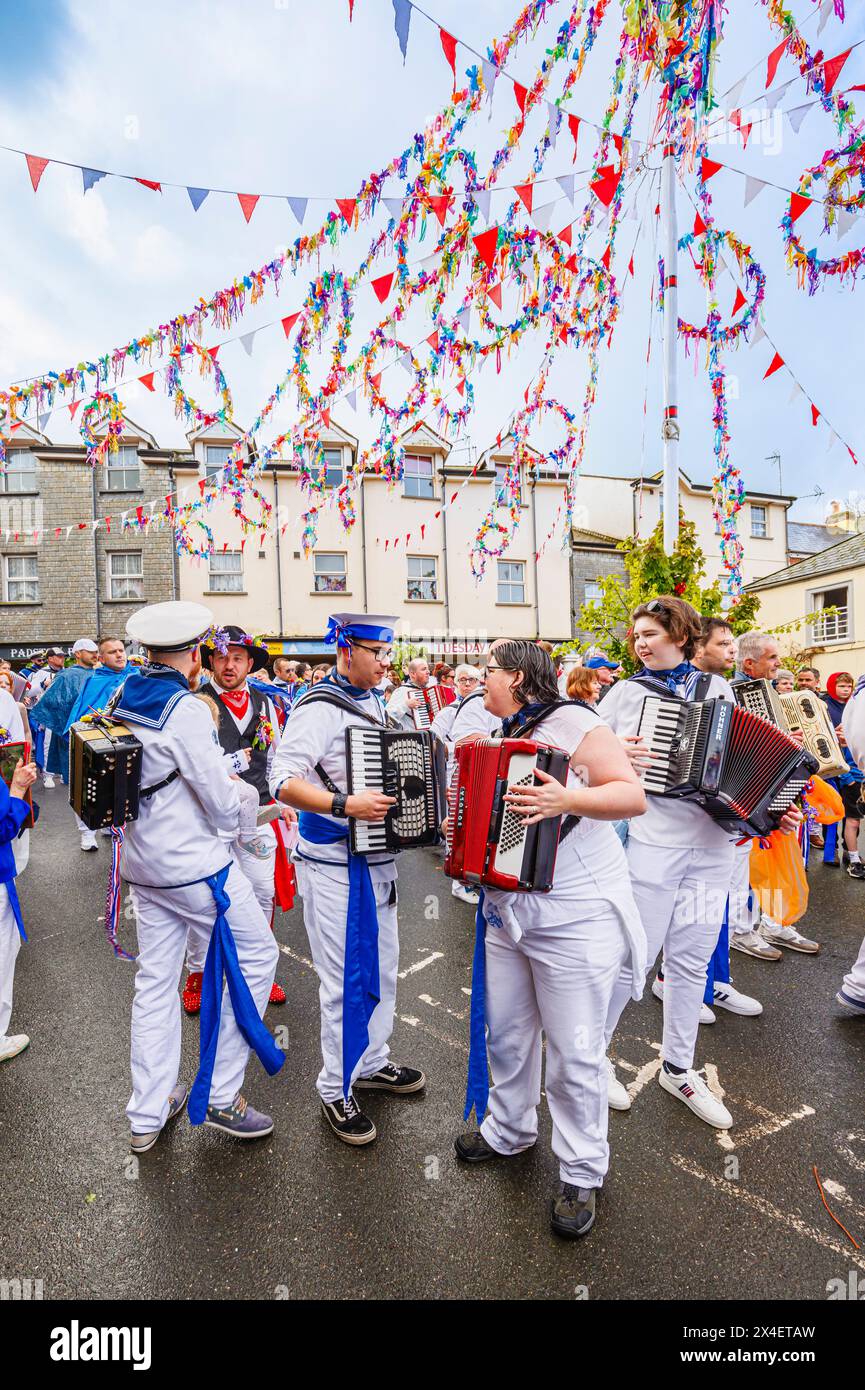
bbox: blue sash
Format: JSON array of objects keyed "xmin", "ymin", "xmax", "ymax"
[
  {"xmin": 187, "ymin": 864, "xmax": 286, "ymax": 1125},
  {"xmin": 6, "ymin": 881, "xmax": 25, "ymax": 942},
  {"xmin": 299, "ymin": 811, "xmax": 380, "ymax": 1098},
  {"xmin": 464, "ymin": 891, "xmax": 489, "ymax": 1122}
]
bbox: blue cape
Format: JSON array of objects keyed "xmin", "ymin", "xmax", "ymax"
[
  {"xmin": 64, "ymin": 665, "xmax": 132, "ymax": 734},
  {"xmin": 30, "ymin": 666, "xmax": 91, "ymax": 736}
]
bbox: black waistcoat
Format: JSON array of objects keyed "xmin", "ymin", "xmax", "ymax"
[{"xmin": 214, "ymin": 684, "xmax": 271, "ymax": 805}]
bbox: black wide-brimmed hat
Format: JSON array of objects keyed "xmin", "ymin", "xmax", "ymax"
[{"xmin": 202, "ymin": 624, "xmax": 270, "ymax": 673}]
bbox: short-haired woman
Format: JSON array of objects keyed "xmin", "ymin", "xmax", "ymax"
[
  {"xmin": 453, "ymin": 639, "xmax": 647, "ymax": 1240},
  {"xmin": 565, "ymin": 665, "xmax": 601, "ymax": 705}
]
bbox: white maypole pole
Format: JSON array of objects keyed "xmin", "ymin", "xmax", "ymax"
[{"xmin": 661, "ymin": 137, "xmax": 680, "ymax": 555}]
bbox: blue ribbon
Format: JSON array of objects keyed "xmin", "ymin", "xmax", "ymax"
[
  {"xmin": 299, "ymin": 811, "xmax": 380, "ymax": 1098},
  {"xmin": 464, "ymin": 891, "xmax": 489, "ymax": 1122},
  {"xmin": 187, "ymin": 864, "xmax": 286, "ymax": 1125},
  {"xmin": 6, "ymin": 881, "xmax": 25, "ymax": 942}
]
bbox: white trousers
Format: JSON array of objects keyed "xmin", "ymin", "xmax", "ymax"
[
  {"xmin": 127, "ymin": 862, "xmax": 278, "ymax": 1132},
  {"xmin": 187, "ymin": 824, "xmax": 277, "ymax": 972},
  {"xmin": 728, "ymin": 840, "xmax": 757, "ymax": 936},
  {"xmin": 605, "ymin": 838, "xmax": 734, "ymax": 1070},
  {"xmin": 481, "ymin": 909, "xmax": 628, "ymax": 1187},
  {"xmin": 294, "ymin": 857, "xmax": 399, "ymax": 1103},
  {"xmin": 843, "ymin": 934, "xmax": 865, "ymax": 1004},
  {"xmin": 0, "ymin": 889, "xmax": 21, "ymax": 1039}
]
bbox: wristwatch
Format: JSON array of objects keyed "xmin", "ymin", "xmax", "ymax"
[{"xmin": 331, "ymin": 793, "xmax": 349, "ymax": 819}]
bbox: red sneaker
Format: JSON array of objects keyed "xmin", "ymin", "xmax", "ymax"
[
  {"xmin": 182, "ymin": 971, "xmax": 203, "ymax": 1015},
  {"xmin": 268, "ymin": 981, "xmax": 286, "ymax": 1006}
]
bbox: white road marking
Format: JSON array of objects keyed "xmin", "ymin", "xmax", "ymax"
[
  {"xmin": 396, "ymin": 1012, "xmax": 468, "ymax": 1053},
  {"xmin": 668, "ymin": 1152, "xmax": 865, "ymax": 1274},
  {"xmin": 279, "ymin": 944, "xmax": 315, "ymax": 971},
  {"xmin": 398, "ymin": 951, "xmax": 444, "ymax": 979},
  {"xmin": 835, "ymin": 1130, "xmax": 865, "ymax": 1175},
  {"xmin": 717, "ymin": 1102, "xmax": 817, "ymax": 1153},
  {"xmin": 615, "ymin": 1041, "xmax": 662, "ymax": 1099}
]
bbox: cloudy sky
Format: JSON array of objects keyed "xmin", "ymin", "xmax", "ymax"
[{"xmin": 1, "ymin": 0, "xmax": 863, "ymax": 544}]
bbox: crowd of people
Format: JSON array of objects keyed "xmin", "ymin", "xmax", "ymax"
[{"xmin": 1, "ymin": 597, "xmax": 863, "ymax": 1243}]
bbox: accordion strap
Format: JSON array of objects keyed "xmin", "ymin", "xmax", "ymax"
[
  {"xmin": 313, "ymin": 762, "xmax": 342, "ymax": 797},
  {"xmin": 293, "ymin": 686, "xmax": 399, "ymax": 729},
  {"xmin": 628, "ymin": 672, "xmax": 713, "ymax": 702},
  {"xmin": 140, "ymin": 768, "xmax": 181, "ymax": 801},
  {"xmin": 498, "ymin": 700, "xmax": 599, "ymax": 844}
]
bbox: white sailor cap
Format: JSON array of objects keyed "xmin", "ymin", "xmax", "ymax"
[
  {"xmin": 324, "ymin": 613, "xmax": 399, "ymax": 648},
  {"xmin": 125, "ymin": 601, "xmax": 215, "ymax": 653}
]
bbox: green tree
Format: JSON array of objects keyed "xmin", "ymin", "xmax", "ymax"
[{"xmin": 556, "ymin": 511, "xmax": 761, "ymax": 675}]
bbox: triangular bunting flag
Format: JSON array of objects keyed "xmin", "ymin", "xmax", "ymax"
[
  {"xmin": 765, "ymin": 79, "xmax": 793, "ymax": 110},
  {"xmin": 472, "ymin": 189, "xmax": 491, "ymax": 223},
  {"xmin": 25, "ymin": 154, "xmax": 49, "ymax": 192},
  {"xmin": 701, "ymin": 157, "xmax": 723, "ymax": 181},
  {"xmin": 547, "ymin": 104, "xmax": 561, "ymax": 149},
  {"xmin": 568, "ymin": 115, "xmax": 580, "ymax": 159},
  {"xmin": 37, "ymin": 411, "xmax": 51, "ymax": 433},
  {"xmin": 532, "ymin": 202, "xmax": 555, "ymax": 232},
  {"xmin": 239, "ymin": 332, "xmax": 257, "ymax": 357},
  {"xmin": 336, "ymin": 198, "xmax": 356, "ymax": 225},
  {"xmin": 788, "ymin": 381, "xmax": 802, "ymax": 406},
  {"xmin": 82, "ymin": 168, "xmax": 107, "ymax": 194},
  {"xmin": 836, "ymin": 208, "xmax": 858, "ymax": 240},
  {"xmin": 455, "ymin": 306, "xmax": 471, "ymax": 331},
  {"xmin": 823, "ymin": 48, "xmax": 852, "ymax": 96},
  {"xmin": 750, "ymin": 319, "xmax": 766, "ymax": 346},
  {"xmin": 811, "ymin": 404, "xmax": 821, "ymax": 427},
  {"xmin": 237, "ymin": 193, "xmax": 259, "ymax": 223},
  {"xmin": 732, "ymin": 287, "xmax": 746, "ymax": 315},
  {"xmin": 427, "ymin": 330, "xmax": 439, "ymax": 352},
  {"xmin": 601, "ymin": 245, "xmax": 611, "ymax": 271},
  {"xmin": 786, "ymin": 104, "xmax": 812, "ymax": 134},
  {"xmin": 473, "ymin": 226, "xmax": 499, "ymax": 269},
  {"xmin": 287, "ymin": 196, "xmax": 307, "ymax": 225},
  {"xmin": 139, "ymin": 372, "xmax": 156, "ymax": 391},
  {"xmin": 187, "ymin": 186, "xmax": 209, "ymax": 211},
  {"xmin": 135, "ymin": 178, "xmax": 161, "ymax": 192},
  {"xmin": 513, "ymin": 83, "xmax": 528, "ymax": 117},
  {"xmin": 321, "ymin": 409, "xmax": 331, "ymax": 429},
  {"xmin": 556, "ymin": 174, "xmax": 575, "ymax": 203},
  {"xmin": 372, "ymin": 271, "xmax": 394, "ymax": 303},
  {"xmin": 789, "ymin": 193, "xmax": 812, "ymax": 223},
  {"xmin": 766, "ymin": 38, "xmax": 788, "ymax": 89},
  {"xmin": 370, "ymin": 372, "xmax": 382, "ymax": 393},
  {"xmin": 68, "ymin": 400, "xmax": 81, "ymax": 418},
  {"xmin": 558, "ymin": 223, "xmax": 572, "ymax": 246},
  {"xmin": 726, "ymin": 76, "xmax": 747, "ymax": 107},
  {"xmin": 399, "ymin": 353, "xmax": 413, "ymax": 375},
  {"xmin": 628, "ymin": 254, "xmax": 635, "ymax": 277},
  {"xmin": 282, "ymin": 312, "xmax": 300, "ymax": 337},
  {"xmin": 590, "ymin": 165, "xmax": 619, "ymax": 208},
  {"xmin": 763, "ymin": 351, "xmax": 785, "ymax": 379},
  {"xmin": 818, "ymin": 0, "xmax": 834, "ymax": 34},
  {"xmin": 693, "ymin": 212, "xmax": 708, "ymax": 236},
  {"xmin": 428, "ymin": 193, "xmax": 451, "ymax": 226},
  {"xmin": 488, "ymin": 282, "xmax": 502, "ymax": 309},
  {"xmin": 744, "ymin": 175, "xmax": 768, "ymax": 207},
  {"xmin": 515, "ymin": 182, "xmax": 533, "ymax": 214},
  {"xmin": 382, "ymin": 197, "xmax": 404, "ymax": 221},
  {"xmin": 439, "ymin": 28, "xmax": 457, "ymax": 84},
  {"xmin": 481, "ymin": 59, "xmax": 498, "ymax": 99},
  {"xmin": 392, "ymin": 0, "xmax": 411, "ymax": 62}
]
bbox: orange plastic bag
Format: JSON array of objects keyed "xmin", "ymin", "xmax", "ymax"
[
  {"xmin": 749, "ymin": 829, "xmax": 809, "ymax": 927},
  {"xmin": 803, "ymin": 775, "xmax": 845, "ymax": 825}
]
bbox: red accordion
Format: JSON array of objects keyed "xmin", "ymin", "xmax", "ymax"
[
  {"xmin": 444, "ymin": 737, "xmax": 571, "ymax": 892},
  {"xmin": 412, "ymin": 684, "xmax": 456, "ymax": 729}
]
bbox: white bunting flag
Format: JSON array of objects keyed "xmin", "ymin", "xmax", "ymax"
[
  {"xmin": 239, "ymin": 331, "xmax": 257, "ymax": 357},
  {"xmin": 556, "ymin": 174, "xmax": 575, "ymax": 204},
  {"xmin": 383, "ymin": 197, "xmax": 404, "ymax": 221},
  {"xmin": 744, "ymin": 174, "xmax": 768, "ymax": 206},
  {"xmin": 749, "ymin": 319, "xmax": 766, "ymax": 346},
  {"xmin": 532, "ymin": 201, "xmax": 557, "ymax": 232},
  {"xmin": 472, "ymin": 189, "xmax": 492, "ymax": 224},
  {"xmin": 345, "ymin": 389, "xmax": 357, "ymax": 412},
  {"xmin": 786, "ymin": 104, "xmax": 813, "ymax": 134},
  {"xmin": 764, "ymin": 80, "xmax": 793, "ymax": 111}
]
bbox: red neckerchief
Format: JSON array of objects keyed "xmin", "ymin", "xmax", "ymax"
[{"xmin": 217, "ymin": 686, "xmax": 250, "ymax": 720}]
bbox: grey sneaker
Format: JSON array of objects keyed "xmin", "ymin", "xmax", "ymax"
[
  {"xmin": 550, "ymin": 1184, "xmax": 597, "ymax": 1240},
  {"xmin": 130, "ymin": 1081, "xmax": 189, "ymax": 1154},
  {"xmin": 760, "ymin": 921, "xmax": 820, "ymax": 954},
  {"xmin": 730, "ymin": 929, "xmax": 782, "ymax": 961},
  {"xmin": 204, "ymin": 1092, "xmax": 273, "ymax": 1139}
]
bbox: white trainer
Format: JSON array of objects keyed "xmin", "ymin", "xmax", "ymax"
[
  {"xmin": 606, "ymin": 1057, "xmax": 631, "ymax": 1111},
  {"xmin": 0, "ymin": 1033, "xmax": 30, "ymax": 1063},
  {"xmin": 658, "ymin": 1065, "xmax": 732, "ymax": 1129},
  {"xmin": 760, "ymin": 920, "xmax": 819, "ymax": 954},
  {"xmin": 42, "ymin": 775, "xmax": 55, "ymax": 789},
  {"xmin": 712, "ymin": 982, "xmax": 763, "ymax": 1017},
  {"xmin": 80, "ymin": 830, "xmax": 98, "ymax": 852},
  {"xmin": 451, "ymin": 881, "xmax": 480, "ymax": 904},
  {"xmin": 651, "ymin": 974, "xmax": 715, "ymax": 1024}
]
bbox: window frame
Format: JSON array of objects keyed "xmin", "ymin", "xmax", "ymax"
[
  {"xmin": 406, "ymin": 553, "xmax": 438, "ymax": 602},
  {"xmin": 104, "ymin": 445, "xmax": 142, "ymax": 493},
  {"xmin": 322, "ymin": 448, "xmax": 343, "ymax": 489},
  {"xmin": 106, "ymin": 549, "xmax": 144, "ymax": 602},
  {"xmin": 497, "ymin": 558, "xmax": 526, "ymax": 606},
  {"xmin": 204, "ymin": 444, "xmax": 234, "ymax": 483},
  {"xmin": 312, "ymin": 550, "xmax": 348, "ymax": 594},
  {"xmin": 208, "ymin": 549, "xmax": 245, "ymax": 594},
  {"xmin": 807, "ymin": 582, "xmax": 851, "ymax": 645},
  {"xmin": 750, "ymin": 503, "xmax": 769, "ymax": 539},
  {"xmin": 4, "ymin": 552, "xmax": 39, "ymax": 603},
  {"xmin": 1, "ymin": 450, "xmax": 38, "ymax": 495},
  {"xmin": 403, "ymin": 452, "xmax": 436, "ymax": 500}
]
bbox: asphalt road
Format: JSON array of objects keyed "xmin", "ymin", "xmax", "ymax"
[{"xmin": 2, "ymin": 788, "xmax": 864, "ymax": 1301}]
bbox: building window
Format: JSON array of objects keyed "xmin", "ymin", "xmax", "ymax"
[
  {"xmin": 313, "ymin": 552, "xmax": 347, "ymax": 593},
  {"xmin": 323, "ymin": 449, "xmax": 343, "ymax": 488},
  {"xmin": 751, "ymin": 504, "xmax": 768, "ymax": 538},
  {"xmin": 205, "ymin": 445, "xmax": 233, "ymax": 482},
  {"xmin": 498, "ymin": 560, "xmax": 526, "ymax": 604},
  {"xmin": 403, "ymin": 453, "xmax": 435, "ymax": 499},
  {"xmin": 583, "ymin": 580, "xmax": 603, "ymax": 604},
  {"xmin": 105, "ymin": 446, "xmax": 141, "ymax": 491},
  {"xmin": 107, "ymin": 551, "xmax": 144, "ymax": 601},
  {"xmin": 4, "ymin": 554, "xmax": 39, "ymax": 603},
  {"xmin": 209, "ymin": 550, "xmax": 244, "ymax": 593},
  {"xmin": 1, "ymin": 451, "xmax": 37, "ymax": 494},
  {"xmin": 809, "ymin": 584, "xmax": 850, "ymax": 643},
  {"xmin": 407, "ymin": 555, "xmax": 437, "ymax": 601},
  {"xmin": 495, "ymin": 461, "xmax": 522, "ymax": 505}
]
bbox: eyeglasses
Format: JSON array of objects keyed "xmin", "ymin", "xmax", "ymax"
[
  {"xmin": 349, "ymin": 641, "xmax": 392, "ymax": 662},
  {"xmin": 484, "ymin": 663, "xmax": 509, "ymax": 673}
]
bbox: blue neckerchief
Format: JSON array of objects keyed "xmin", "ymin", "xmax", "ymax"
[
  {"xmin": 187, "ymin": 864, "xmax": 286, "ymax": 1125},
  {"xmin": 299, "ymin": 812, "xmax": 380, "ymax": 1099},
  {"xmin": 112, "ymin": 665, "xmax": 191, "ymax": 730},
  {"xmin": 328, "ymin": 670, "xmax": 372, "ymax": 700},
  {"xmin": 635, "ymin": 662, "xmax": 702, "ymax": 698},
  {"xmin": 500, "ymin": 700, "xmax": 551, "ymax": 738},
  {"xmin": 464, "ymin": 891, "xmax": 488, "ymax": 1122}
]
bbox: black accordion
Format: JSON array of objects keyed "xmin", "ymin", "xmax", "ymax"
[
  {"xmin": 69, "ymin": 717, "xmax": 143, "ymax": 830},
  {"xmin": 636, "ymin": 695, "xmax": 819, "ymax": 838},
  {"xmin": 345, "ymin": 725, "xmax": 446, "ymax": 855}
]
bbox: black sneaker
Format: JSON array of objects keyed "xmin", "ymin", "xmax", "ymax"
[
  {"xmin": 354, "ymin": 1062, "xmax": 426, "ymax": 1094},
  {"xmin": 320, "ymin": 1092, "xmax": 377, "ymax": 1146},
  {"xmin": 550, "ymin": 1183, "xmax": 597, "ymax": 1240},
  {"xmin": 847, "ymin": 859, "xmax": 865, "ymax": 879},
  {"xmin": 454, "ymin": 1131, "xmax": 505, "ymax": 1164}
]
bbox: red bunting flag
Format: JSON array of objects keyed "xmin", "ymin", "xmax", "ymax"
[
  {"xmin": 732, "ymin": 287, "xmax": 746, "ymax": 315},
  {"xmin": 701, "ymin": 157, "xmax": 723, "ymax": 182},
  {"xmin": 488, "ymin": 282, "xmax": 502, "ymax": 309},
  {"xmin": 740, "ymin": 122, "xmax": 752, "ymax": 147},
  {"xmin": 336, "ymin": 198, "xmax": 356, "ymax": 225},
  {"xmin": 135, "ymin": 178, "xmax": 162, "ymax": 192},
  {"xmin": 426, "ymin": 329, "xmax": 439, "ymax": 352},
  {"xmin": 321, "ymin": 408, "xmax": 331, "ymax": 429},
  {"xmin": 612, "ymin": 133, "xmax": 623, "ymax": 156},
  {"xmin": 472, "ymin": 226, "xmax": 499, "ymax": 269},
  {"xmin": 348, "ymin": 0, "xmax": 354, "ymax": 17},
  {"xmin": 558, "ymin": 224, "xmax": 572, "ymax": 246},
  {"xmin": 25, "ymin": 154, "xmax": 49, "ymax": 191},
  {"xmin": 513, "ymin": 82, "xmax": 528, "ymax": 116},
  {"xmin": 628, "ymin": 254, "xmax": 635, "ymax": 277},
  {"xmin": 439, "ymin": 28, "xmax": 457, "ymax": 83},
  {"xmin": 139, "ymin": 372, "xmax": 156, "ymax": 392},
  {"xmin": 68, "ymin": 400, "xmax": 81, "ymax": 419},
  {"xmin": 763, "ymin": 351, "xmax": 785, "ymax": 380},
  {"xmin": 693, "ymin": 212, "xmax": 708, "ymax": 236},
  {"xmin": 456, "ymin": 379, "xmax": 465, "ymax": 397},
  {"xmin": 237, "ymin": 193, "xmax": 259, "ymax": 223},
  {"xmin": 601, "ymin": 246, "xmax": 611, "ymax": 270},
  {"xmin": 420, "ymin": 524, "xmax": 426, "ymax": 540},
  {"xmin": 515, "ymin": 182, "xmax": 533, "ymax": 213},
  {"xmin": 281, "ymin": 312, "xmax": 300, "ymax": 337},
  {"xmin": 590, "ymin": 164, "xmax": 619, "ymax": 207},
  {"xmin": 848, "ymin": 446, "xmax": 859, "ymax": 466},
  {"xmin": 372, "ymin": 271, "xmax": 394, "ymax": 303},
  {"xmin": 789, "ymin": 193, "xmax": 812, "ymax": 223},
  {"xmin": 208, "ymin": 345, "xmax": 220, "ymax": 360},
  {"xmin": 427, "ymin": 194, "xmax": 451, "ymax": 226},
  {"xmin": 568, "ymin": 114, "xmax": 580, "ymax": 159},
  {"xmin": 564, "ymin": 253, "xmax": 578, "ymax": 273},
  {"xmin": 811, "ymin": 404, "xmax": 821, "ymax": 427},
  {"xmin": 823, "ymin": 48, "xmax": 852, "ymax": 95},
  {"xmin": 370, "ymin": 372, "xmax": 382, "ymax": 392},
  {"xmin": 766, "ymin": 38, "xmax": 788, "ymax": 88}
]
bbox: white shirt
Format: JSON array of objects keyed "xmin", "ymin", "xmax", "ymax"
[
  {"xmin": 599, "ymin": 672, "xmax": 736, "ymax": 849},
  {"xmin": 120, "ymin": 694, "xmax": 250, "ymax": 888},
  {"xmin": 0, "ymin": 690, "xmax": 25, "ymax": 745},
  {"xmin": 842, "ymin": 690, "xmax": 865, "ymax": 770},
  {"xmin": 269, "ymin": 684, "xmax": 396, "ymax": 877},
  {"xmin": 24, "ymin": 666, "xmax": 57, "ymax": 703},
  {"xmin": 386, "ymin": 682, "xmax": 426, "ymax": 729}
]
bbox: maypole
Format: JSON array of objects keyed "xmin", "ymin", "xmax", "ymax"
[{"xmin": 661, "ymin": 136, "xmax": 680, "ymax": 556}]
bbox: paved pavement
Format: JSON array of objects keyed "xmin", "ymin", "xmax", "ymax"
[{"xmin": 2, "ymin": 789, "xmax": 864, "ymax": 1300}]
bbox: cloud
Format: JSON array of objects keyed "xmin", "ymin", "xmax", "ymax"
[{"xmin": 130, "ymin": 224, "xmax": 185, "ymax": 281}]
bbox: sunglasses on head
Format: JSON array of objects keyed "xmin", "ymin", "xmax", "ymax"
[{"xmin": 644, "ymin": 599, "xmax": 670, "ymax": 617}]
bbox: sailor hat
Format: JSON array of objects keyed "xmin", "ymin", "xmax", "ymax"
[{"xmin": 125, "ymin": 601, "xmax": 215, "ymax": 653}]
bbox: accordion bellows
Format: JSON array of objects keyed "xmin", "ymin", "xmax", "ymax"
[
  {"xmin": 412, "ymin": 684, "xmax": 456, "ymax": 729},
  {"xmin": 733, "ymin": 679, "xmax": 847, "ymax": 779}
]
